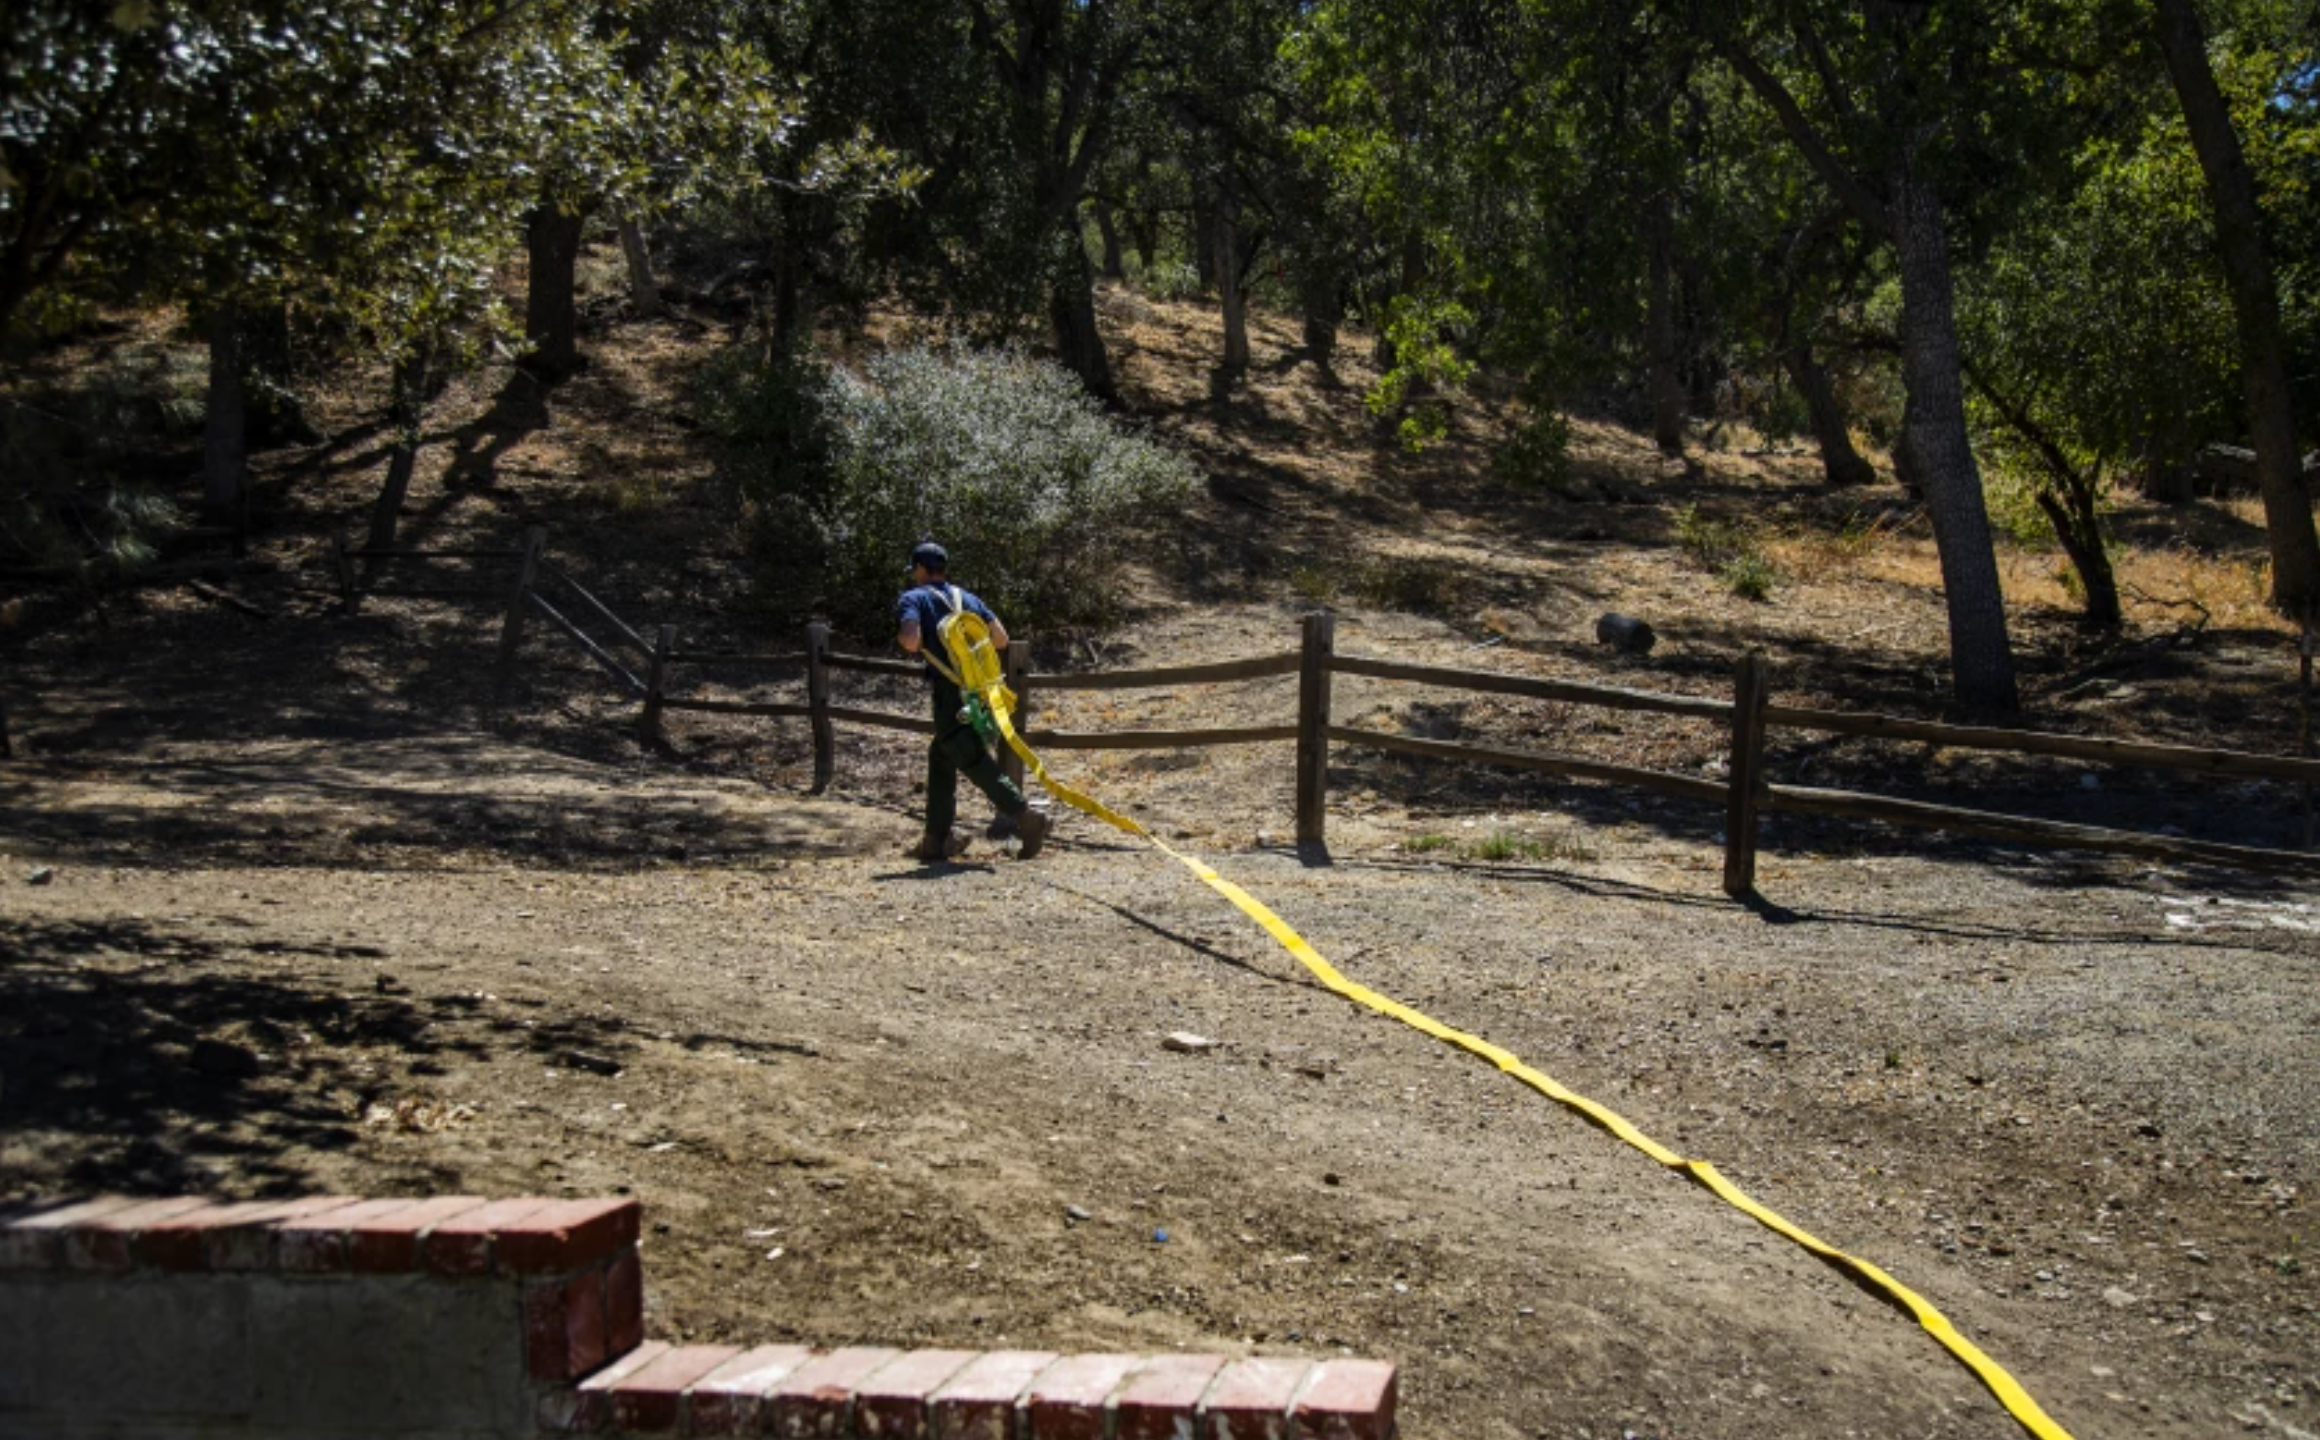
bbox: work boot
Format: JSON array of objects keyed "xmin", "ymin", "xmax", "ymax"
[
  {"xmin": 1013, "ymin": 805, "xmax": 1053, "ymax": 859},
  {"xmin": 908, "ymin": 828, "xmax": 970, "ymax": 863}
]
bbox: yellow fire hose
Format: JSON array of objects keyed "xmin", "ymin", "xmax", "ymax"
[{"xmin": 931, "ymin": 614, "xmax": 2074, "ymax": 1440}]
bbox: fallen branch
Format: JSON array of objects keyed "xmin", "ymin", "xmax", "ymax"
[
  {"xmin": 2120, "ymin": 584, "xmax": 2212, "ymax": 630},
  {"xmin": 185, "ymin": 578, "xmax": 273, "ymax": 621}
]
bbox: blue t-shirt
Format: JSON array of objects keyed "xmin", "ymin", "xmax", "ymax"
[{"xmin": 896, "ymin": 583, "xmax": 998, "ymax": 706}]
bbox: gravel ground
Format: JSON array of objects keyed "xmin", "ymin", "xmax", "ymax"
[{"xmin": 4, "ymin": 710, "xmax": 2316, "ymax": 1440}]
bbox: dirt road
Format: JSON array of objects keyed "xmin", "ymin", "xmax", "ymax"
[{"xmin": 5, "ymin": 718, "xmax": 2316, "ymax": 1440}]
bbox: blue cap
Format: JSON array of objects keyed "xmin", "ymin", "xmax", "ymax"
[{"xmin": 910, "ymin": 540, "xmax": 948, "ymax": 573}]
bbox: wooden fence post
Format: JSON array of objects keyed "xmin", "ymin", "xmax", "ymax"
[
  {"xmin": 1000, "ymin": 640, "xmax": 1030, "ymax": 793},
  {"xmin": 806, "ymin": 621, "xmax": 835, "ymax": 793},
  {"xmin": 330, "ymin": 523, "xmax": 357, "ymax": 608},
  {"xmin": 639, "ymin": 623, "xmax": 676, "ymax": 749},
  {"xmin": 491, "ymin": 526, "xmax": 547, "ymax": 708},
  {"xmin": 1724, "ymin": 650, "xmax": 1770, "ymax": 898},
  {"xmin": 1296, "ymin": 610, "xmax": 1336, "ymax": 848}
]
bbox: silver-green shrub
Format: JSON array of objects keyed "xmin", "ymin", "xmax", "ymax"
[{"xmin": 735, "ymin": 343, "xmax": 1199, "ymax": 635}]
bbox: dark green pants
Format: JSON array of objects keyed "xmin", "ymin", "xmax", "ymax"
[{"xmin": 925, "ymin": 717, "xmax": 1027, "ymax": 837}]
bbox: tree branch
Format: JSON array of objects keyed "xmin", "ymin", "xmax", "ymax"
[{"xmin": 1714, "ymin": 37, "xmax": 1894, "ymax": 240}]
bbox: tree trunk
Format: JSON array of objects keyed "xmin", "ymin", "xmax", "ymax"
[
  {"xmin": 1894, "ymin": 176, "xmax": 2018, "ymax": 712},
  {"xmin": 1301, "ymin": 269, "xmax": 1342, "ymax": 371},
  {"xmin": 238, "ymin": 299, "xmax": 316, "ymax": 449},
  {"xmin": 1645, "ymin": 189, "xmax": 1684, "ymax": 455},
  {"xmin": 1216, "ymin": 190, "xmax": 1250, "ymax": 380},
  {"xmin": 1130, "ymin": 211, "xmax": 1158, "ymax": 273},
  {"xmin": 617, "ymin": 216, "xmax": 661, "ymax": 318},
  {"xmin": 1050, "ymin": 230, "xmax": 1116, "ymax": 404},
  {"xmin": 365, "ymin": 351, "xmax": 433, "ymax": 564},
  {"xmin": 1892, "ymin": 391, "xmax": 1923, "ymax": 495},
  {"xmin": 2033, "ymin": 484, "xmax": 2123, "ymax": 631},
  {"xmin": 202, "ymin": 300, "xmax": 247, "ymax": 510},
  {"xmin": 1191, "ymin": 181, "xmax": 1217, "ymax": 289},
  {"xmin": 1785, "ymin": 342, "xmax": 1876, "ymax": 487},
  {"xmin": 524, "ymin": 204, "xmax": 584, "ymax": 376},
  {"xmin": 2151, "ymin": 0, "xmax": 2320, "ymax": 615},
  {"xmin": 1093, "ymin": 200, "xmax": 1127, "ymax": 280}
]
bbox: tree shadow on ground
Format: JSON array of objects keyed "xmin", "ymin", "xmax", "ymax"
[
  {"xmin": 0, "ymin": 914, "xmax": 650, "ymax": 1196},
  {"xmin": 0, "ymin": 732, "xmax": 866, "ymax": 874},
  {"xmin": 1346, "ymin": 852, "xmax": 2295, "ymax": 947},
  {"xmin": 0, "ymin": 916, "xmax": 453, "ymax": 1195}
]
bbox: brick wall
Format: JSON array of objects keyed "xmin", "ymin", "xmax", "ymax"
[
  {"xmin": 0, "ymin": 1193, "xmax": 639, "ymax": 1439},
  {"xmin": 0, "ymin": 1196, "xmax": 1397, "ymax": 1440}
]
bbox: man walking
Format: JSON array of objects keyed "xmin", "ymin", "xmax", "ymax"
[{"xmin": 896, "ymin": 540, "xmax": 1053, "ymax": 863}]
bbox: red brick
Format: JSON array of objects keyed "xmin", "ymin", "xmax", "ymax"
[
  {"xmin": 688, "ymin": 1344, "xmax": 817, "ymax": 1437},
  {"xmin": 604, "ymin": 1245, "xmax": 644, "ymax": 1355},
  {"xmin": 854, "ymin": 1349, "xmax": 977, "ymax": 1440},
  {"xmin": 132, "ymin": 1199, "xmax": 290, "ymax": 1271},
  {"xmin": 932, "ymin": 1350, "xmax": 1059, "ymax": 1440},
  {"xmin": 0, "ymin": 1197, "xmax": 138, "ymax": 1270},
  {"xmin": 609, "ymin": 1343, "xmax": 742, "ymax": 1433},
  {"xmin": 527, "ymin": 1267, "xmax": 610, "ymax": 1382},
  {"xmin": 348, "ymin": 1195, "xmax": 489, "ymax": 1273},
  {"xmin": 275, "ymin": 1198, "xmax": 424, "ymax": 1273},
  {"xmin": 762, "ymin": 1345, "xmax": 902, "ymax": 1439},
  {"xmin": 1200, "ymin": 1359, "xmax": 1314, "ymax": 1440},
  {"xmin": 1289, "ymin": 1361, "xmax": 1395, "ymax": 1440},
  {"xmin": 493, "ymin": 1197, "xmax": 641, "ymax": 1275},
  {"xmin": 418, "ymin": 1196, "xmax": 556, "ymax": 1276},
  {"xmin": 61, "ymin": 1197, "xmax": 214, "ymax": 1271},
  {"xmin": 1116, "ymin": 1356, "xmax": 1229, "ymax": 1440},
  {"xmin": 545, "ymin": 1339, "xmax": 670, "ymax": 1433},
  {"xmin": 203, "ymin": 1196, "xmax": 362, "ymax": 1270},
  {"xmin": 1025, "ymin": 1353, "xmax": 1141, "ymax": 1440}
]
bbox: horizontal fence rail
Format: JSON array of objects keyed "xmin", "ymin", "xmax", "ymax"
[
  {"xmin": 1026, "ymin": 652, "xmax": 1302, "ymax": 691},
  {"xmin": 1765, "ymin": 783, "xmax": 2320, "ymax": 877},
  {"xmin": 1028, "ymin": 724, "xmax": 1301, "ymax": 751},
  {"xmin": 659, "ymin": 697, "xmax": 816, "ymax": 719},
  {"xmin": 1328, "ymin": 727, "xmax": 1729, "ymax": 805},
  {"xmin": 664, "ymin": 650, "xmax": 807, "ymax": 667},
  {"xmin": 329, "ymin": 529, "xmax": 523, "ymax": 606},
  {"xmin": 485, "ymin": 559, "xmax": 2317, "ymax": 893},
  {"xmin": 1330, "ymin": 654, "xmax": 1734, "ymax": 722},
  {"xmin": 1763, "ymin": 703, "xmax": 2320, "ymax": 786}
]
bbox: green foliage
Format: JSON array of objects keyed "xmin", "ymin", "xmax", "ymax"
[
  {"xmin": 1718, "ymin": 551, "xmax": 1778, "ymax": 602},
  {"xmin": 1981, "ymin": 467, "xmax": 2060, "ymax": 550},
  {"xmin": 1465, "ymin": 829, "xmax": 1596, "ymax": 864},
  {"xmin": 1366, "ymin": 295, "xmax": 1477, "ymax": 451},
  {"xmin": 1, "ymin": 343, "xmax": 202, "ymax": 576},
  {"xmin": 725, "ymin": 343, "xmax": 1200, "ymax": 634},
  {"xmin": 1675, "ymin": 504, "xmax": 1778, "ymax": 600},
  {"xmin": 1467, "ymin": 831, "xmax": 1543, "ymax": 862},
  {"xmin": 1402, "ymin": 832, "xmax": 1454, "ymax": 853},
  {"xmin": 1143, "ymin": 260, "xmax": 1206, "ymax": 303},
  {"xmin": 1349, "ymin": 556, "xmax": 1465, "ymax": 614},
  {"xmin": 1490, "ymin": 409, "xmax": 1574, "ymax": 491}
]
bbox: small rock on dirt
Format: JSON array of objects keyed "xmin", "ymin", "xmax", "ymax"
[
  {"xmin": 1064, "ymin": 1204, "xmax": 1093, "ymax": 1224},
  {"xmin": 2103, "ymin": 1287, "xmax": 2141, "ymax": 1309},
  {"xmin": 561, "ymin": 1049, "xmax": 624, "ymax": 1077},
  {"xmin": 25, "ymin": 866, "xmax": 54, "ymax": 886},
  {"xmin": 1594, "ymin": 613, "xmax": 1656, "ymax": 656},
  {"xmin": 1164, "ymin": 1032, "xmax": 1220, "ymax": 1053}
]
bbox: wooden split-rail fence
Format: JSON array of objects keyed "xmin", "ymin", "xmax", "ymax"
[{"xmin": 339, "ymin": 526, "xmax": 2320, "ymax": 895}]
